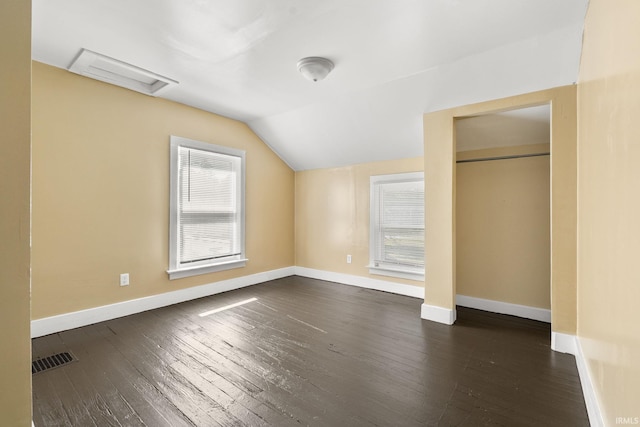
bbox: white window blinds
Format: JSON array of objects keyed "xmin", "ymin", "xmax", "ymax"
[
  {"xmin": 169, "ymin": 136, "xmax": 246, "ymax": 279},
  {"xmin": 370, "ymin": 173, "xmax": 424, "ymax": 280},
  {"xmin": 177, "ymin": 146, "xmax": 241, "ymax": 265}
]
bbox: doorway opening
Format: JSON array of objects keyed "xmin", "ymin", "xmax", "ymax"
[{"xmin": 454, "ymin": 104, "xmax": 552, "ymax": 323}]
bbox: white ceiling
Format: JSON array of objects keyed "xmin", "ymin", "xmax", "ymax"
[{"xmin": 32, "ymin": 0, "xmax": 588, "ymax": 171}]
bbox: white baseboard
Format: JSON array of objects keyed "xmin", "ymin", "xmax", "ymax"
[
  {"xmin": 32, "ymin": 267, "xmax": 423, "ymax": 338},
  {"xmin": 421, "ymin": 303, "xmax": 456, "ymax": 325},
  {"xmin": 550, "ymin": 333, "xmax": 604, "ymax": 427},
  {"xmin": 456, "ymin": 294, "xmax": 551, "ymax": 323},
  {"xmin": 294, "ymin": 267, "xmax": 455, "ymax": 325},
  {"xmin": 551, "ymin": 331, "xmax": 577, "ymax": 355},
  {"xmin": 575, "ymin": 337, "xmax": 605, "ymax": 427},
  {"xmin": 293, "ymin": 269, "xmax": 551, "ymax": 327},
  {"xmin": 293, "ymin": 267, "xmax": 425, "ymax": 299},
  {"xmin": 31, "ymin": 266, "xmax": 295, "ymax": 338}
]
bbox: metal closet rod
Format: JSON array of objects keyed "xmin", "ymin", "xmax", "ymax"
[{"xmin": 456, "ymin": 152, "xmax": 550, "ymax": 164}]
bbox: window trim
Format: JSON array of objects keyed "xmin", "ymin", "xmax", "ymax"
[
  {"xmin": 167, "ymin": 136, "xmax": 247, "ymax": 280},
  {"xmin": 369, "ymin": 172, "xmax": 425, "ymax": 282}
]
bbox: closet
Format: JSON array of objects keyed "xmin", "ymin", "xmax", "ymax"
[{"xmin": 455, "ymin": 105, "xmax": 551, "ymax": 314}]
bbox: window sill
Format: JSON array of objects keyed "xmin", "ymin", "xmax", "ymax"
[
  {"xmin": 368, "ymin": 265, "xmax": 425, "ymax": 282},
  {"xmin": 167, "ymin": 258, "xmax": 248, "ymax": 280}
]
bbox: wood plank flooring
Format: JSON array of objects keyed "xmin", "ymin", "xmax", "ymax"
[{"xmin": 32, "ymin": 276, "xmax": 589, "ymax": 426}]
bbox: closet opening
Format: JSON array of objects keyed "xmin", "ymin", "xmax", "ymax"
[{"xmin": 454, "ymin": 104, "xmax": 551, "ymax": 324}]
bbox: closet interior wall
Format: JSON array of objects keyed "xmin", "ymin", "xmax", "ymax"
[{"xmin": 455, "ymin": 142, "xmax": 551, "ymax": 311}]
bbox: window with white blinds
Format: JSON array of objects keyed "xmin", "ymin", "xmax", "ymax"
[
  {"xmin": 168, "ymin": 136, "xmax": 246, "ymax": 280},
  {"xmin": 369, "ymin": 172, "xmax": 425, "ymax": 281}
]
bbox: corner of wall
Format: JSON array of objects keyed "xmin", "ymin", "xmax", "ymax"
[{"xmin": 420, "ymin": 303, "xmax": 456, "ymax": 325}]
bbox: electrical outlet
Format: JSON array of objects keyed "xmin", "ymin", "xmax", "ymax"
[
  {"xmin": 120, "ymin": 273, "xmax": 130, "ymax": 286},
  {"xmin": 347, "ymin": 254, "xmax": 352, "ymax": 264}
]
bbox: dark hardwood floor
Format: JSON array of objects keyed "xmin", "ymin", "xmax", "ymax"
[{"xmin": 32, "ymin": 276, "xmax": 589, "ymax": 426}]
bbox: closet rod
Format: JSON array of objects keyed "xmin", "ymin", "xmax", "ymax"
[{"xmin": 456, "ymin": 152, "xmax": 549, "ymax": 164}]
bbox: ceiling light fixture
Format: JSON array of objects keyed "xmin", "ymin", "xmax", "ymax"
[{"xmin": 297, "ymin": 57, "xmax": 334, "ymax": 82}]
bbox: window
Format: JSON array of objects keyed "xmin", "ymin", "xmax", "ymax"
[
  {"xmin": 168, "ymin": 136, "xmax": 246, "ymax": 280},
  {"xmin": 369, "ymin": 172, "xmax": 425, "ymax": 281}
]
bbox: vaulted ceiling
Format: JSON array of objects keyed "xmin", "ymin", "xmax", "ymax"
[{"xmin": 32, "ymin": 0, "xmax": 588, "ymax": 170}]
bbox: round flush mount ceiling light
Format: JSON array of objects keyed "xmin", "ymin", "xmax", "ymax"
[{"xmin": 297, "ymin": 57, "xmax": 334, "ymax": 82}]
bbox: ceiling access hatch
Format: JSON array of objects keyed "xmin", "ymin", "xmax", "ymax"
[{"xmin": 68, "ymin": 48, "xmax": 178, "ymax": 96}]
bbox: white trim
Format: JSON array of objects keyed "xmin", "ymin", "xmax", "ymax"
[
  {"xmin": 421, "ymin": 303, "xmax": 456, "ymax": 325},
  {"xmin": 551, "ymin": 331, "xmax": 577, "ymax": 355},
  {"xmin": 167, "ymin": 258, "xmax": 248, "ymax": 280},
  {"xmin": 551, "ymin": 333, "xmax": 604, "ymax": 426},
  {"xmin": 368, "ymin": 265, "xmax": 425, "ymax": 282},
  {"xmin": 575, "ymin": 337, "xmax": 605, "ymax": 427},
  {"xmin": 369, "ymin": 171, "xmax": 425, "ymax": 282},
  {"xmin": 294, "ymin": 267, "xmax": 425, "ymax": 299},
  {"xmin": 293, "ymin": 269, "xmax": 552, "ymax": 325},
  {"xmin": 31, "ymin": 267, "xmax": 295, "ymax": 338},
  {"xmin": 169, "ymin": 136, "xmax": 246, "ymax": 279},
  {"xmin": 68, "ymin": 49, "xmax": 178, "ymax": 96},
  {"xmin": 456, "ymin": 294, "xmax": 551, "ymax": 323}
]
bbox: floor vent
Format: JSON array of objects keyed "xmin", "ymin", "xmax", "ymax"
[{"xmin": 32, "ymin": 352, "xmax": 77, "ymax": 374}]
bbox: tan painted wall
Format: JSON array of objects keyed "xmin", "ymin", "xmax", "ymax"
[
  {"xmin": 456, "ymin": 144, "xmax": 550, "ymax": 309},
  {"xmin": 295, "ymin": 157, "xmax": 423, "ymax": 287},
  {"xmin": 0, "ymin": 0, "xmax": 32, "ymax": 425},
  {"xmin": 31, "ymin": 62, "xmax": 294, "ymax": 319},
  {"xmin": 424, "ymin": 85, "xmax": 577, "ymax": 334},
  {"xmin": 424, "ymin": 110, "xmax": 457, "ymax": 309},
  {"xmin": 577, "ymin": 0, "xmax": 640, "ymax": 422}
]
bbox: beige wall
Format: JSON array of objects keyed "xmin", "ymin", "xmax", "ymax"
[
  {"xmin": 456, "ymin": 144, "xmax": 550, "ymax": 309},
  {"xmin": 295, "ymin": 157, "xmax": 423, "ymax": 286},
  {"xmin": 31, "ymin": 62, "xmax": 294, "ymax": 319},
  {"xmin": 577, "ymin": 0, "xmax": 640, "ymax": 422},
  {"xmin": 424, "ymin": 85, "xmax": 577, "ymax": 334},
  {"xmin": 0, "ymin": 0, "xmax": 32, "ymax": 425}
]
